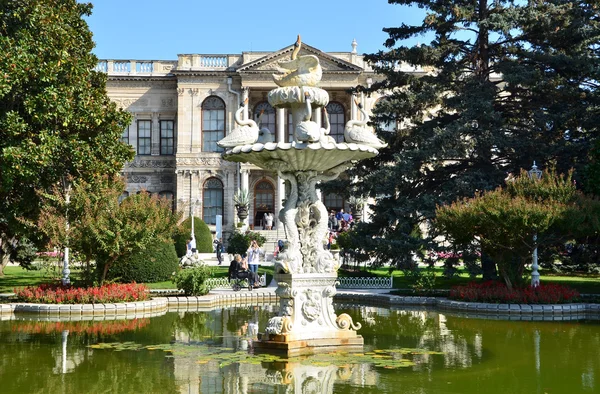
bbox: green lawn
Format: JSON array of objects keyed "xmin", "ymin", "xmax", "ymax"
[
  {"xmin": 3, "ymin": 264, "xmax": 600, "ymax": 295},
  {"xmin": 0, "ymin": 265, "xmax": 79, "ymax": 293}
]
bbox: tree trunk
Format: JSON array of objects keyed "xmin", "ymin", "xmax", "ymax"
[
  {"xmin": 481, "ymin": 249, "xmax": 497, "ymax": 280},
  {"xmin": 0, "ymin": 238, "xmax": 12, "ymax": 277},
  {"xmin": 100, "ymin": 256, "xmax": 117, "ymax": 285}
]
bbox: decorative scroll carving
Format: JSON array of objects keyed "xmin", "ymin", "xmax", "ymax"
[
  {"xmin": 161, "ymin": 98, "xmax": 174, "ymax": 108},
  {"xmin": 175, "ymin": 157, "xmax": 224, "ymax": 166},
  {"xmin": 126, "ymin": 159, "xmax": 176, "ymax": 168},
  {"xmin": 129, "ymin": 175, "xmax": 148, "ymax": 183}
]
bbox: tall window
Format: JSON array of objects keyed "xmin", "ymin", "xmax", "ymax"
[
  {"xmin": 121, "ymin": 126, "xmax": 129, "ymax": 144},
  {"xmin": 160, "ymin": 120, "xmax": 174, "ymax": 155},
  {"xmin": 325, "ymin": 102, "xmax": 345, "ymax": 143},
  {"xmin": 202, "ymin": 96, "xmax": 225, "ymax": 152},
  {"xmin": 137, "ymin": 120, "xmax": 151, "ymax": 155},
  {"xmin": 324, "ymin": 193, "xmax": 346, "ymax": 213},
  {"xmin": 203, "ymin": 178, "xmax": 223, "ymax": 225},
  {"xmin": 254, "ymin": 102, "xmax": 276, "ymax": 141}
]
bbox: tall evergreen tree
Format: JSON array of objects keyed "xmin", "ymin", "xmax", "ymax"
[
  {"xmin": 347, "ymin": 0, "xmax": 600, "ymax": 268},
  {"xmin": 0, "ymin": 1, "xmax": 134, "ymax": 274}
]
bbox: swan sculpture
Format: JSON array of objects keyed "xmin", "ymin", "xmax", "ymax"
[
  {"xmin": 257, "ymin": 115, "xmax": 275, "ymax": 144},
  {"xmin": 344, "ymin": 99, "xmax": 387, "ymax": 149},
  {"xmin": 217, "ymin": 98, "xmax": 260, "ymax": 148},
  {"xmin": 273, "ymin": 35, "xmax": 322, "ymax": 88},
  {"xmin": 295, "ymin": 92, "xmax": 320, "ymax": 142},
  {"xmin": 319, "ymin": 107, "xmax": 336, "ymax": 144}
]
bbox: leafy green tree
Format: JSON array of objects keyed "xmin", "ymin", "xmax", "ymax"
[
  {"xmin": 0, "ymin": 1, "xmax": 134, "ymax": 275},
  {"xmin": 435, "ymin": 170, "xmax": 598, "ymax": 288},
  {"xmin": 226, "ymin": 230, "xmax": 266, "ymax": 257},
  {"xmin": 345, "ymin": 0, "xmax": 600, "ymax": 271},
  {"xmin": 38, "ymin": 176, "xmax": 180, "ymax": 284}
]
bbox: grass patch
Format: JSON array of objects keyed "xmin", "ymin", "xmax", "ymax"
[{"xmin": 4, "ymin": 264, "xmax": 600, "ymax": 295}]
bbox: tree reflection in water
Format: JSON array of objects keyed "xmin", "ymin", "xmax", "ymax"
[{"xmin": 0, "ymin": 304, "xmax": 598, "ymax": 393}]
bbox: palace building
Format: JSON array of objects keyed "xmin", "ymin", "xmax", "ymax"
[{"xmin": 98, "ymin": 40, "xmax": 412, "ymax": 235}]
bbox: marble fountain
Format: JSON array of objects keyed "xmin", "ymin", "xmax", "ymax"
[{"xmin": 218, "ymin": 35, "xmax": 386, "ymax": 356}]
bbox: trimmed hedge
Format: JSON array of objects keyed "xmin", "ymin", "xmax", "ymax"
[
  {"xmin": 226, "ymin": 230, "xmax": 267, "ymax": 256},
  {"xmin": 104, "ymin": 241, "xmax": 179, "ymax": 283},
  {"xmin": 174, "ymin": 216, "xmax": 213, "ymax": 257}
]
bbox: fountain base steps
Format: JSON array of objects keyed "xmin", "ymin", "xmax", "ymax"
[{"xmin": 254, "ymin": 334, "xmax": 364, "ymax": 356}]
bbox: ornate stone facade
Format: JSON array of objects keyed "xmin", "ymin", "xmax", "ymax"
[{"xmin": 101, "ymin": 41, "xmax": 395, "ymax": 234}]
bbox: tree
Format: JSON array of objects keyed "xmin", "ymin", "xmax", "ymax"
[
  {"xmin": 346, "ymin": 0, "xmax": 600, "ymax": 270},
  {"xmin": 435, "ymin": 170, "xmax": 598, "ymax": 288},
  {"xmin": 0, "ymin": 1, "xmax": 134, "ymax": 275},
  {"xmin": 38, "ymin": 176, "xmax": 180, "ymax": 284}
]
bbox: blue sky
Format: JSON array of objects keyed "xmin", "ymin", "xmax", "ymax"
[{"xmin": 85, "ymin": 0, "xmax": 427, "ymax": 60}]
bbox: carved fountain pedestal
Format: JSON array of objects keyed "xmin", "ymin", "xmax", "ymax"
[
  {"xmin": 223, "ymin": 137, "xmax": 378, "ymax": 355},
  {"xmin": 220, "ymin": 36, "xmax": 384, "ymax": 356}
]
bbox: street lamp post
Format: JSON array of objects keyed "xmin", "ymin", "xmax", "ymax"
[
  {"xmin": 190, "ymin": 197, "xmax": 201, "ymax": 239},
  {"xmin": 528, "ymin": 161, "xmax": 543, "ymax": 288},
  {"xmin": 61, "ymin": 176, "xmax": 72, "ymax": 286}
]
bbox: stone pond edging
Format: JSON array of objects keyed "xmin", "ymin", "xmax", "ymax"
[{"xmin": 1, "ymin": 291, "xmax": 599, "ymax": 320}]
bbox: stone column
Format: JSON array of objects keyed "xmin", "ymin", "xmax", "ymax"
[
  {"xmin": 314, "ymin": 107, "xmax": 322, "ymax": 126},
  {"xmin": 151, "ymin": 111, "xmax": 160, "ymax": 155},
  {"xmin": 277, "ymin": 176, "xmax": 285, "ymax": 223},
  {"xmin": 130, "ymin": 113, "xmax": 139, "ymax": 154},
  {"xmin": 276, "ymin": 107, "xmax": 285, "ymax": 143},
  {"xmin": 242, "ymin": 88, "xmax": 249, "ymax": 121},
  {"xmin": 189, "ymin": 89, "xmax": 199, "ymax": 153}
]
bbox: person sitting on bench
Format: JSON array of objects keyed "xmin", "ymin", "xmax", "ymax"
[{"xmin": 229, "ymin": 254, "xmax": 261, "ymax": 287}]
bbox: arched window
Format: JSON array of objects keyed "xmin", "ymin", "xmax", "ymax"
[
  {"xmin": 158, "ymin": 190, "xmax": 175, "ymax": 211},
  {"xmin": 254, "ymin": 180, "xmax": 275, "ymax": 229},
  {"xmin": 325, "ymin": 102, "xmax": 345, "ymax": 143},
  {"xmin": 324, "ymin": 193, "xmax": 346, "ymax": 213},
  {"xmin": 202, "ymin": 96, "xmax": 225, "ymax": 152},
  {"xmin": 254, "ymin": 101, "xmax": 276, "ymax": 142},
  {"xmin": 203, "ymin": 178, "xmax": 223, "ymax": 225}
]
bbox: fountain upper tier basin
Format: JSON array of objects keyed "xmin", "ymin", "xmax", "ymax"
[{"xmin": 222, "ymin": 141, "xmax": 379, "ymax": 172}]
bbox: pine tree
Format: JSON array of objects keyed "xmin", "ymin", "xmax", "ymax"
[{"xmin": 348, "ymin": 0, "xmax": 600, "ymax": 269}]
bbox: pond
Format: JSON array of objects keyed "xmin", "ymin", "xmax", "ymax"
[{"xmin": 0, "ymin": 303, "xmax": 598, "ymax": 393}]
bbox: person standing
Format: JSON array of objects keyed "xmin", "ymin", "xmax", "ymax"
[
  {"xmin": 246, "ymin": 240, "xmax": 262, "ymax": 274},
  {"xmin": 264, "ymin": 212, "xmax": 274, "ymax": 230},
  {"xmin": 215, "ymin": 238, "xmax": 223, "ymax": 265},
  {"xmin": 189, "ymin": 236, "xmax": 197, "ymax": 255},
  {"xmin": 186, "ymin": 238, "xmax": 193, "ymax": 257}
]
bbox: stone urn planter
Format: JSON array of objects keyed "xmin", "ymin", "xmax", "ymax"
[{"xmin": 236, "ymin": 205, "xmax": 248, "ymax": 221}]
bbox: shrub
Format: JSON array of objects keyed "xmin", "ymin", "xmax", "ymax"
[
  {"xmin": 173, "ymin": 265, "xmax": 213, "ymax": 296},
  {"xmin": 226, "ymin": 230, "xmax": 266, "ymax": 256},
  {"xmin": 102, "ymin": 241, "xmax": 179, "ymax": 283},
  {"xmin": 14, "ymin": 283, "xmax": 149, "ymax": 304},
  {"xmin": 449, "ymin": 281, "xmax": 580, "ymax": 304},
  {"xmin": 174, "ymin": 217, "xmax": 213, "ymax": 256}
]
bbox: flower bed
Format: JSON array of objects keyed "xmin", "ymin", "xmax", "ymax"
[
  {"xmin": 449, "ymin": 281, "xmax": 580, "ymax": 304},
  {"xmin": 14, "ymin": 283, "xmax": 150, "ymax": 304}
]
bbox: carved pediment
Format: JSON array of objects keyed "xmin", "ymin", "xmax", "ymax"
[{"xmin": 237, "ymin": 43, "xmax": 362, "ymax": 73}]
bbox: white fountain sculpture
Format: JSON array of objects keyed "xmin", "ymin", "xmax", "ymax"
[
  {"xmin": 344, "ymin": 99, "xmax": 388, "ymax": 149},
  {"xmin": 217, "ymin": 98, "xmax": 260, "ymax": 148},
  {"xmin": 219, "ymin": 35, "xmax": 385, "ymax": 355}
]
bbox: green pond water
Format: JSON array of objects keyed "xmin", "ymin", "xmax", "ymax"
[{"xmin": 0, "ymin": 304, "xmax": 598, "ymax": 394}]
